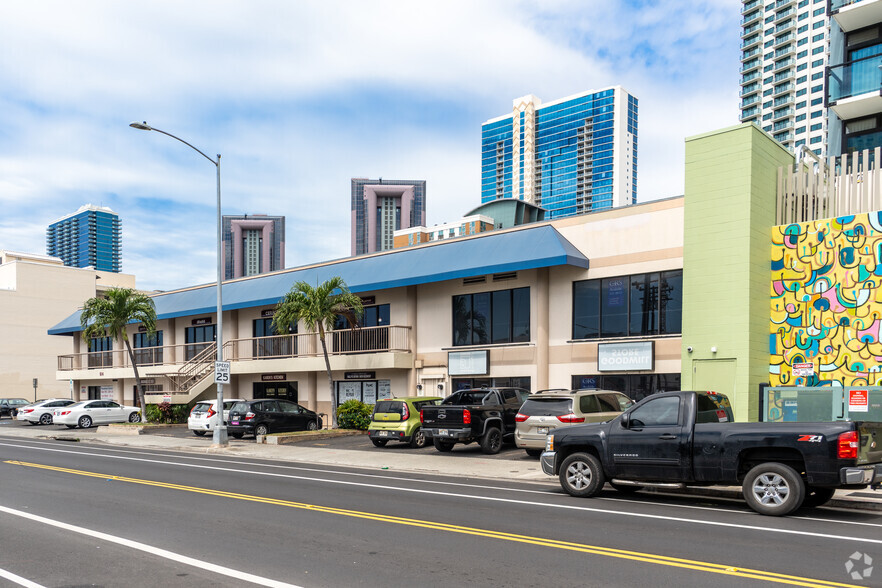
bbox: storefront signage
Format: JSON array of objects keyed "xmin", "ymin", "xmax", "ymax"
[
  {"xmin": 360, "ymin": 296, "xmax": 375, "ymax": 305},
  {"xmin": 261, "ymin": 373, "xmax": 287, "ymax": 382},
  {"xmin": 345, "ymin": 371, "xmax": 375, "ymax": 380},
  {"xmin": 448, "ymin": 350, "xmax": 489, "ymax": 376},
  {"xmin": 792, "ymin": 362, "xmax": 814, "ymax": 377},
  {"xmin": 138, "ymin": 325, "xmax": 148, "ymax": 332},
  {"xmin": 849, "ymin": 389, "xmax": 869, "ymax": 413},
  {"xmin": 139, "ymin": 378, "xmax": 155, "ymax": 385},
  {"xmin": 363, "ymin": 381, "xmax": 377, "ymax": 404},
  {"xmin": 192, "ymin": 317, "xmax": 213, "ymax": 326},
  {"xmin": 378, "ymin": 380, "xmax": 391, "ymax": 400},
  {"xmin": 162, "ymin": 395, "xmax": 172, "ymax": 404},
  {"xmin": 261, "ymin": 309, "xmax": 275, "ymax": 318},
  {"xmin": 597, "ymin": 342, "xmax": 654, "ymax": 372},
  {"xmin": 100, "ymin": 386, "xmax": 114, "ymax": 400}
]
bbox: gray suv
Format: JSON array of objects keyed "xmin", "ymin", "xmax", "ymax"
[{"xmin": 514, "ymin": 389, "xmax": 632, "ymax": 456}]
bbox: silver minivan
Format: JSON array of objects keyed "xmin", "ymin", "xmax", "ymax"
[{"xmin": 515, "ymin": 389, "xmax": 632, "ymax": 456}]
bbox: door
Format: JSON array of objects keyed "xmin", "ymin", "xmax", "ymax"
[
  {"xmin": 258, "ymin": 400, "xmax": 283, "ymax": 431},
  {"xmin": 278, "ymin": 400, "xmax": 308, "ymax": 430},
  {"xmin": 105, "ymin": 401, "xmax": 126, "ymax": 423},
  {"xmin": 606, "ymin": 395, "xmax": 689, "ymax": 481},
  {"xmin": 500, "ymin": 389, "xmax": 523, "ymax": 432}
]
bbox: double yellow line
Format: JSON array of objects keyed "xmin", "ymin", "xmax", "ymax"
[{"xmin": 5, "ymin": 460, "xmax": 863, "ymax": 588}]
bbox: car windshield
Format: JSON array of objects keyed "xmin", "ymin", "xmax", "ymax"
[
  {"xmin": 444, "ymin": 391, "xmax": 492, "ymax": 405},
  {"xmin": 520, "ymin": 398, "xmax": 573, "ymax": 416},
  {"xmin": 373, "ymin": 401, "xmax": 404, "ymax": 415}
]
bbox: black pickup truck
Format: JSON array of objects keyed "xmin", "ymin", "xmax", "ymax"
[
  {"xmin": 541, "ymin": 390, "xmax": 882, "ymax": 516},
  {"xmin": 421, "ymin": 387, "xmax": 531, "ymax": 454}
]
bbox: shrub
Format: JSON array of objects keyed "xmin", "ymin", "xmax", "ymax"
[
  {"xmin": 145, "ymin": 402, "xmax": 191, "ymax": 424},
  {"xmin": 336, "ymin": 399, "xmax": 373, "ymax": 430}
]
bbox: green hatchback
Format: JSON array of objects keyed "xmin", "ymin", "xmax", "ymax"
[{"xmin": 369, "ymin": 396, "xmax": 443, "ymax": 448}]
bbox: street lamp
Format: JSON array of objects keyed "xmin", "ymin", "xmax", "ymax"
[{"xmin": 130, "ymin": 121, "xmax": 228, "ymax": 447}]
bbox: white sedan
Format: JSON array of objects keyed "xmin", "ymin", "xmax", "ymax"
[
  {"xmin": 54, "ymin": 400, "xmax": 142, "ymax": 429},
  {"xmin": 16, "ymin": 398, "xmax": 76, "ymax": 425}
]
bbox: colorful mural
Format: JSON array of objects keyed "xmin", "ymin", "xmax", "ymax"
[{"xmin": 771, "ymin": 212, "xmax": 882, "ymax": 387}]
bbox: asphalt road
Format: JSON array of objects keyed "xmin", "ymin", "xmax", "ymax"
[{"xmin": 1, "ymin": 434, "xmax": 880, "ymax": 588}]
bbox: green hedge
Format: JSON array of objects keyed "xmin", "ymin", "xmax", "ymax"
[
  {"xmin": 336, "ymin": 399, "xmax": 373, "ymax": 430},
  {"xmin": 145, "ymin": 402, "xmax": 191, "ymax": 424}
]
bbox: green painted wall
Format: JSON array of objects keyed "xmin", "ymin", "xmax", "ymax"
[{"xmin": 682, "ymin": 124, "xmax": 793, "ymax": 421}]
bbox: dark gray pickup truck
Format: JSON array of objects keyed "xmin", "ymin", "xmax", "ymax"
[
  {"xmin": 541, "ymin": 390, "xmax": 882, "ymax": 516},
  {"xmin": 421, "ymin": 387, "xmax": 531, "ymax": 454}
]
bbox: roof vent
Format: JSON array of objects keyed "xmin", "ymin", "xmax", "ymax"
[
  {"xmin": 462, "ymin": 276, "xmax": 486, "ymax": 285},
  {"xmin": 492, "ymin": 272, "xmax": 517, "ymax": 282}
]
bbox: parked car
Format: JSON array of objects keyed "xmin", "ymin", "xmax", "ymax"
[
  {"xmin": 421, "ymin": 387, "xmax": 531, "ymax": 454},
  {"xmin": 188, "ymin": 398, "xmax": 245, "ymax": 436},
  {"xmin": 368, "ymin": 396, "xmax": 443, "ymax": 448},
  {"xmin": 53, "ymin": 400, "xmax": 142, "ymax": 429},
  {"xmin": 16, "ymin": 399, "xmax": 76, "ymax": 425},
  {"xmin": 227, "ymin": 399, "xmax": 322, "ymax": 438},
  {"xmin": 0, "ymin": 398, "xmax": 31, "ymax": 419},
  {"xmin": 515, "ymin": 389, "xmax": 632, "ymax": 457},
  {"xmin": 541, "ymin": 390, "xmax": 882, "ymax": 516}
]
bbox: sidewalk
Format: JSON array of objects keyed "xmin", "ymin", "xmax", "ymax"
[{"xmin": 2, "ymin": 423, "xmax": 880, "ymax": 512}]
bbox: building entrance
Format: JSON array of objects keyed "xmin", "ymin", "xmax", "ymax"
[{"xmin": 253, "ymin": 381, "xmax": 297, "ymax": 402}]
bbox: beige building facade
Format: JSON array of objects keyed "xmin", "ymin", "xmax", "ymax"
[
  {"xmin": 0, "ymin": 250, "xmax": 135, "ymax": 401},
  {"xmin": 51, "ymin": 198, "xmax": 684, "ymax": 419}
]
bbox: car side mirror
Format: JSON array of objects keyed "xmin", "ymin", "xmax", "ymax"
[{"xmin": 620, "ymin": 413, "xmax": 630, "ymax": 429}]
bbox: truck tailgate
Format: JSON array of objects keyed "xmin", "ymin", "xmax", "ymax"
[
  {"xmin": 422, "ymin": 406, "xmax": 468, "ymax": 427},
  {"xmin": 857, "ymin": 422, "xmax": 882, "ymax": 465}
]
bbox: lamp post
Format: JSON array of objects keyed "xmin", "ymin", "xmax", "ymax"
[{"xmin": 130, "ymin": 121, "xmax": 228, "ymax": 446}]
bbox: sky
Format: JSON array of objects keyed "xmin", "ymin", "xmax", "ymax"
[{"xmin": 0, "ymin": 0, "xmax": 739, "ymax": 292}]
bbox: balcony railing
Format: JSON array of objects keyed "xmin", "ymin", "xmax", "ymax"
[
  {"xmin": 58, "ymin": 325, "xmax": 413, "ymax": 371},
  {"xmin": 830, "ymin": 0, "xmax": 868, "ymax": 12},
  {"xmin": 827, "ymin": 54, "xmax": 882, "ymax": 103}
]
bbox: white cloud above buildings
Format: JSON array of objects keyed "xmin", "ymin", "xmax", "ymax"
[{"xmin": 0, "ymin": 0, "xmax": 739, "ymax": 291}]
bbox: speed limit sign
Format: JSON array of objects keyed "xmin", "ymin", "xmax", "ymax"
[{"xmin": 214, "ymin": 361, "xmax": 231, "ymax": 384}]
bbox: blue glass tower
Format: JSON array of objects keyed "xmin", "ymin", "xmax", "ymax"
[
  {"xmin": 481, "ymin": 87, "xmax": 637, "ymax": 218},
  {"xmin": 47, "ymin": 204, "xmax": 122, "ymax": 272}
]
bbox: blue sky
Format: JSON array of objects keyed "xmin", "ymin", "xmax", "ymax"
[{"xmin": 0, "ymin": 0, "xmax": 738, "ymax": 291}]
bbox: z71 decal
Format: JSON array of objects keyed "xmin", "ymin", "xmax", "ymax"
[{"xmin": 797, "ymin": 434, "xmax": 824, "ymax": 442}]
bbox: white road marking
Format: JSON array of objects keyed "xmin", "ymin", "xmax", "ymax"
[
  {"xmin": 2, "ymin": 440, "xmax": 881, "ymax": 546},
  {"xmin": 0, "ymin": 505, "xmax": 300, "ymax": 588},
  {"xmin": 0, "ymin": 568, "xmax": 46, "ymax": 588}
]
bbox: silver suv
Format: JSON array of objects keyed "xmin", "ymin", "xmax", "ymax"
[{"xmin": 515, "ymin": 389, "xmax": 632, "ymax": 456}]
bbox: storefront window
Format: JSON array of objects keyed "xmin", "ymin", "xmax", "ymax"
[
  {"xmin": 571, "ymin": 373, "xmax": 681, "ymax": 402},
  {"xmin": 452, "ymin": 287, "xmax": 530, "ymax": 346}
]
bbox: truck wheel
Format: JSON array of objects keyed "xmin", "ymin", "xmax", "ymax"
[
  {"xmin": 559, "ymin": 452, "xmax": 605, "ymax": 498},
  {"xmin": 433, "ymin": 438, "xmax": 455, "ymax": 452},
  {"xmin": 742, "ymin": 462, "xmax": 805, "ymax": 516},
  {"xmin": 610, "ymin": 482, "xmax": 643, "ymax": 494},
  {"xmin": 480, "ymin": 428, "xmax": 502, "ymax": 455},
  {"xmin": 802, "ymin": 487, "xmax": 835, "ymax": 508},
  {"xmin": 371, "ymin": 438, "xmax": 388, "ymax": 447}
]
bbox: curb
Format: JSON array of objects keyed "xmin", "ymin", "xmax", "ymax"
[{"xmin": 642, "ymin": 486, "xmax": 882, "ymax": 512}]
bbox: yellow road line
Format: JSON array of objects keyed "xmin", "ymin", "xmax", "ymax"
[{"xmin": 5, "ymin": 460, "xmax": 864, "ymax": 588}]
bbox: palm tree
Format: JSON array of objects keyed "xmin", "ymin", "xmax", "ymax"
[
  {"xmin": 81, "ymin": 287, "xmax": 157, "ymax": 418},
  {"xmin": 272, "ymin": 277, "xmax": 363, "ymax": 427}
]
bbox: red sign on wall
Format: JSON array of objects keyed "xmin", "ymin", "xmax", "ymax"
[{"xmin": 849, "ymin": 389, "xmax": 869, "ymax": 413}]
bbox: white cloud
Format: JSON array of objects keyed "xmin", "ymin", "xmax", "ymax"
[{"xmin": 0, "ymin": 0, "xmax": 740, "ymax": 291}]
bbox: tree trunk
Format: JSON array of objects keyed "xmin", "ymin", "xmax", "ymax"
[
  {"xmin": 317, "ymin": 324, "xmax": 336, "ymax": 428},
  {"xmin": 124, "ymin": 338, "xmax": 146, "ymax": 422}
]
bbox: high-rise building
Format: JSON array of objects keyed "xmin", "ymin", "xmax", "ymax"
[
  {"xmin": 481, "ymin": 87, "xmax": 637, "ymax": 218},
  {"xmin": 46, "ymin": 204, "xmax": 121, "ymax": 272},
  {"xmin": 351, "ymin": 178, "xmax": 426, "ymax": 256},
  {"xmin": 222, "ymin": 214, "xmax": 285, "ymax": 280},
  {"xmin": 826, "ymin": 0, "xmax": 882, "ymax": 156},
  {"xmin": 739, "ymin": 0, "xmax": 832, "ymax": 155}
]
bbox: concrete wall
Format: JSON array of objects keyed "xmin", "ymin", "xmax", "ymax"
[{"xmin": 682, "ymin": 124, "xmax": 794, "ymax": 421}]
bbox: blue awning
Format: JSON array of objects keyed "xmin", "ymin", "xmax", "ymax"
[{"xmin": 49, "ymin": 224, "xmax": 588, "ymax": 335}]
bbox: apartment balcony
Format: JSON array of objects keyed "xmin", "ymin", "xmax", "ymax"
[
  {"xmin": 774, "ymin": 57, "xmax": 795, "ymax": 72},
  {"xmin": 774, "ymin": 94, "xmax": 795, "ymax": 108},
  {"xmin": 773, "ymin": 118, "xmax": 794, "ymax": 132},
  {"xmin": 741, "ymin": 106, "xmax": 761, "ymax": 120},
  {"xmin": 774, "ymin": 7, "xmax": 796, "ymax": 21},
  {"xmin": 774, "ymin": 33, "xmax": 794, "ymax": 48},
  {"xmin": 830, "ymin": 0, "xmax": 882, "ymax": 33},
  {"xmin": 774, "ymin": 19, "xmax": 796, "ymax": 35},
  {"xmin": 827, "ymin": 55, "xmax": 882, "ymax": 120},
  {"xmin": 741, "ymin": 95, "xmax": 761, "ymax": 109},
  {"xmin": 773, "ymin": 131, "xmax": 794, "ymax": 142},
  {"xmin": 774, "ymin": 43, "xmax": 794, "ymax": 59},
  {"xmin": 740, "ymin": 83, "xmax": 761, "ymax": 97},
  {"xmin": 742, "ymin": 46, "xmax": 762, "ymax": 62},
  {"xmin": 775, "ymin": 0, "xmax": 794, "ymax": 8},
  {"xmin": 741, "ymin": 10, "xmax": 761, "ymax": 25},
  {"xmin": 773, "ymin": 107, "xmax": 795, "ymax": 121},
  {"xmin": 742, "ymin": 22, "xmax": 762, "ymax": 39},
  {"xmin": 773, "ymin": 83, "xmax": 795, "ymax": 98},
  {"xmin": 57, "ymin": 325, "xmax": 414, "ymax": 380},
  {"xmin": 742, "ymin": 0, "xmax": 761, "ymax": 13},
  {"xmin": 741, "ymin": 59, "xmax": 762, "ymax": 74}
]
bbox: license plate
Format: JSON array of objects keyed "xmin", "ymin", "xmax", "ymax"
[
  {"xmin": 537, "ymin": 427, "xmax": 549, "ymax": 434},
  {"xmin": 231, "ymin": 420, "xmax": 239, "ymax": 426},
  {"xmin": 439, "ymin": 428, "xmax": 448, "ymax": 436},
  {"xmin": 378, "ymin": 430, "xmax": 388, "ymax": 437}
]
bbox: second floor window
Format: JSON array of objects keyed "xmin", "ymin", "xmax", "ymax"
[{"xmin": 453, "ymin": 287, "xmax": 530, "ymax": 346}]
